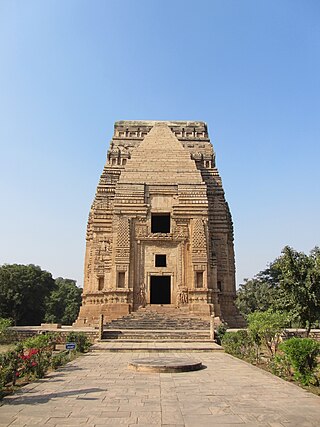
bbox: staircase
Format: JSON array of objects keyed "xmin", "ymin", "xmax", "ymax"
[
  {"xmin": 102, "ymin": 306, "xmax": 210, "ymax": 341},
  {"xmin": 91, "ymin": 306, "xmax": 223, "ymax": 352}
]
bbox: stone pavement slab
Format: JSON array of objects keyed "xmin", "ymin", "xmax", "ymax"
[{"xmin": 1, "ymin": 351, "xmax": 320, "ymax": 426}]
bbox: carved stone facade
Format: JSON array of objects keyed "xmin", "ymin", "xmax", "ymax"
[{"xmin": 76, "ymin": 121, "xmax": 239, "ymax": 326}]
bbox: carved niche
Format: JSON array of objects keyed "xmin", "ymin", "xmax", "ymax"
[{"xmin": 135, "ymin": 218, "xmax": 148, "ymax": 238}]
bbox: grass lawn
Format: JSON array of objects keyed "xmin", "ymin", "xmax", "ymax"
[{"xmin": 0, "ymin": 344, "xmax": 15, "ymax": 353}]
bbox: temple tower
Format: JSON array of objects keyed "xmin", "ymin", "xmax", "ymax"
[{"xmin": 76, "ymin": 121, "xmax": 238, "ymax": 326}]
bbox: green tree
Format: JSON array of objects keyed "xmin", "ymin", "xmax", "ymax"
[
  {"xmin": 247, "ymin": 310, "xmax": 288, "ymax": 357},
  {"xmin": 0, "ymin": 264, "xmax": 55, "ymax": 325},
  {"xmin": 236, "ymin": 265, "xmax": 281, "ymax": 317},
  {"xmin": 274, "ymin": 246, "xmax": 320, "ymax": 335},
  {"xmin": 45, "ymin": 278, "xmax": 82, "ymax": 325},
  {"xmin": 236, "ymin": 246, "xmax": 320, "ymax": 332},
  {"xmin": 236, "ymin": 278, "xmax": 277, "ymax": 317}
]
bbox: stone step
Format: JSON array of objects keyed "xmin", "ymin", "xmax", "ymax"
[
  {"xmin": 106, "ymin": 321, "xmax": 209, "ymax": 324},
  {"xmin": 103, "ymin": 307, "xmax": 212, "ymax": 342},
  {"xmin": 106, "ymin": 314, "xmax": 210, "ymax": 329},
  {"xmin": 105, "ymin": 331, "xmax": 210, "ymax": 334},
  {"xmin": 98, "ymin": 338, "xmax": 213, "ymax": 343},
  {"xmin": 105, "ymin": 324, "xmax": 209, "ymax": 327},
  {"xmin": 105, "ymin": 327, "xmax": 209, "ymax": 332},
  {"xmin": 104, "ymin": 325, "xmax": 209, "ymax": 333},
  {"xmin": 107, "ymin": 322, "xmax": 210, "ymax": 325},
  {"xmin": 103, "ymin": 330, "xmax": 210, "ymax": 340}
]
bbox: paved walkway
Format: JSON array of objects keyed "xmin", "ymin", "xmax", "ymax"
[{"xmin": 1, "ymin": 351, "xmax": 320, "ymax": 426}]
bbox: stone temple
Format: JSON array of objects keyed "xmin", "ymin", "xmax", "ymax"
[{"xmin": 76, "ymin": 121, "xmax": 241, "ymax": 327}]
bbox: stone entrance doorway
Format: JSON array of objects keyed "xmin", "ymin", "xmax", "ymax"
[{"xmin": 150, "ymin": 276, "xmax": 171, "ymax": 304}]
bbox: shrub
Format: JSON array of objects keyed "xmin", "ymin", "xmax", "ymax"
[
  {"xmin": 0, "ymin": 318, "xmax": 11, "ymax": 335},
  {"xmin": 0, "ymin": 351, "xmax": 17, "ymax": 388},
  {"xmin": 0, "ymin": 332, "xmax": 86, "ymax": 398},
  {"xmin": 268, "ymin": 353, "xmax": 292, "ymax": 380},
  {"xmin": 0, "ymin": 343, "xmax": 24, "ymax": 390},
  {"xmin": 22, "ymin": 334, "xmax": 55, "ymax": 378},
  {"xmin": 215, "ymin": 322, "xmax": 228, "ymax": 345},
  {"xmin": 0, "ymin": 318, "xmax": 17, "ymax": 344},
  {"xmin": 222, "ymin": 330, "xmax": 255, "ymax": 361},
  {"xmin": 66, "ymin": 332, "xmax": 91, "ymax": 353},
  {"xmin": 247, "ymin": 310, "xmax": 288, "ymax": 357},
  {"xmin": 0, "ymin": 352, "xmax": 14, "ymax": 397},
  {"xmin": 51, "ymin": 351, "xmax": 69, "ymax": 369},
  {"xmin": 280, "ymin": 338, "xmax": 320, "ymax": 385}
]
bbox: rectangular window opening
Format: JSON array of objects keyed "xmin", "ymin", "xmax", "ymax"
[
  {"xmin": 217, "ymin": 280, "xmax": 222, "ymax": 292},
  {"xmin": 117, "ymin": 272, "xmax": 125, "ymax": 288},
  {"xmin": 155, "ymin": 254, "xmax": 166, "ymax": 267},
  {"xmin": 196, "ymin": 272, "xmax": 203, "ymax": 288},
  {"xmin": 151, "ymin": 213, "xmax": 170, "ymax": 233},
  {"xmin": 98, "ymin": 277, "xmax": 104, "ymax": 290}
]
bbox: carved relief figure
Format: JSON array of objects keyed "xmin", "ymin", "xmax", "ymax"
[{"xmin": 177, "ymin": 287, "xmax": 188, "ymax": 305}]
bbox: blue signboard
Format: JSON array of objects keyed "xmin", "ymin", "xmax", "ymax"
[{"xmin": 66, "ymin": 342, "xmax": 76, "ymax": 350}]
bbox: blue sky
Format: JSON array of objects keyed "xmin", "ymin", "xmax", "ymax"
[{"xmin": 0, "ymin": 0, "xmax": 319, "ymax": 287}]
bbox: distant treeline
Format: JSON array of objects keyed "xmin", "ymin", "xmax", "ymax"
[{"xmin": 0, "ymin": 264, "xmax": 82, "ymax": 326}]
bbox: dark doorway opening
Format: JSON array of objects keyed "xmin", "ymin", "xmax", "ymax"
[
  {"xmin": 150, "ymin": 276, "xmax": 171, "ymax": 304},
  {"xmin": 151, "ymin": 213, "xmax": 170, "ymax": 233}
]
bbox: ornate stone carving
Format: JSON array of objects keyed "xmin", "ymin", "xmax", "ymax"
[
  {"xmin": 135, "ymin": 283, "xmax": 146, "ymax": 307},
  {"xmin": 76, "ymin": 121, "xmax": 239, "ymax": 327},
  {"xmin": 135, "ymin": 219, "xmax": 148, "ymax": 238},
  {"xmin": 177, "ymin": 287, "xmax": 188, "ymax": 305},
  {"xmin": 192, "ymin": 219, "xmax": 207, "ymax": 255},
  {"xmin": 173, "ymin": 223, "xmax": 189, "ymax": 239},
  {"xmin": 115, "ymin": 217, "xmax": 130, "ymax": 260}
]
